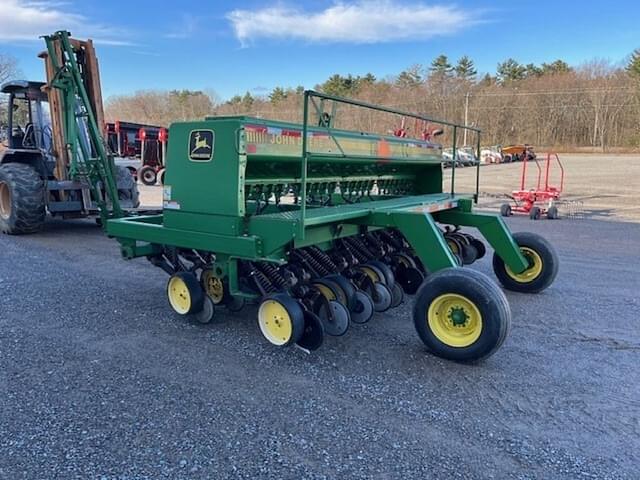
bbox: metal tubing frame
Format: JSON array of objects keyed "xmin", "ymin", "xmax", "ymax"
[
  {"xmin": 299, "ymin": 90, "xmax": 482, "ymax": 241},
  {"xmin": 43, "ymin": 30, "xmax": 123, "ymax": 221}
]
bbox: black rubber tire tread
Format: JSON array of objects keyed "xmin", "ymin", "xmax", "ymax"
[
  {"xmin": 0, "ymin": 163, "xmax": 45, "ymax": 234},
  {"xmin": 167, "ymin": 271, "xmax": 205, "ymax": 315},
  {"xmin": 115, "ymin": 165, "xmax": 140, "ymax": 208},
  {"xmin": 413, "ymin": 268, "xmax": 511, "ymax": 363},
  {"xmin": 460, "ymin": 242, "xmax": 478, "ymax": 265},
  {"xmin": 547, "ymin": 205, "xmax": 559, "ymax": 220},
  {"xmin": 500, "ymin": 203, "xmax": 512, "ymax": 217},
  {"xmin": 259, "ymin": 293, "xmax": 305, "ymax": 346},
  {"xmin": 138, "ymin": 165, "xmax": 157, "ymax": 186},
  {"xmin": 529, "ymin": 206, "xmax": 541, "ymax": 220},
  {"xmin": 492, "ymin": 231, "xmax": 559, "ymax": 294},
  {"xmin": 470, "ymin": 238, "xmax": 486, "ymax": 260}
]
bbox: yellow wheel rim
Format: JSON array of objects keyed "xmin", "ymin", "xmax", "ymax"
[
  {"xmin": 314, "ymin": 283, "xmax": 336, "ymax": 301},
  {"xmin": 506, "ymin": 247, "xmax": 543, "ymax": 283},
  {"xmin": 446, "ymin": 239, "xmax": 460, "ymax": 254},
  {"xmin": 428, "ymin": 293, "xmax": 483, "ymax": 347},
  {"xmin": 0, "ymin": 181, "xmax": 11, "ymax": 220},
  {"xmin": 360, "ymin": 266, "xmax": 381, "ymax": 283},
  {"xmin": 202, "ymin": 270, "xmax": 224, "ymax": 304},
  {"xmin": 258, "ymin": 300, "xmax": 293, "ymax": 346},
  {"xmin": 167, "ymin": 276, "xmax": 192, "ymax": 314}
]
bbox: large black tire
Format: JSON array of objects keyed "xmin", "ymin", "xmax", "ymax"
[
  {"xmin": 492, "ymin": 232, "xmax": 559, "ymax": 293},
  {"xmin": 0, "ymin": 163, "xmax": 45, "ymax": 235},
  {"xmin": 529, "ymin": 206, "xmax": 541, "ymax": 220},
  {"xmin": 138, "ymin": 165, "xmax": 157, "ymax": 186},
  {"xmin": 413, "ymin": 268, "xmax": 511, "ymax": 362},
  {"xmin": 500, "ymin": 203, "xmax": 512, "ymax": 217},
  {"xmin": 115, "ymin": 165, "xmax": 140, "ymax": 208}
]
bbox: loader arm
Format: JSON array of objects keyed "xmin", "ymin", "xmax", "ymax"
[{"xmin": 43, "ymin": 30, "xmax": 123, "ymax": 223}]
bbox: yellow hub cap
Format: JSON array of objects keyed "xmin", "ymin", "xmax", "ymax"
[
  {"xmin": 314, "ymin": 283, "xmax": 336, "ymax": 301},
  {"xmin": 447, "ymin": 239, "xmax": 460, "ymax": 254},
  {"xmin": 202, "ymin": 270, "xmax": 225, "ymax": 304},
  {"xmin": 360, "ymin": 266, "xmax": 381, "ymax": 283},
  {"xmin": 0, "ymin": 181, "xmax": 11, "ymax": 220},
  {"xmin": 167, "ymin": 276, "xmax": 192, "ymax": 314},
  {"xmin": 258, "ymin": 300, "xmax": 293, "ymax": 346},
  {"xmin": 428, "ymin": 293, "xmax": 483, "ymax": 347},
  {"xmin": 506, "ymin": 247, "xmax": 543, "ymax": 283}
]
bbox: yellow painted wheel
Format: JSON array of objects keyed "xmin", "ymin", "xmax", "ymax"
[
  {"xmin": 167, "ymin": 272, "xmax": 203, "ymax": 315},
  {"xmin": 427, "ymin": 293, "xmax": 483, "ymax": 348},
  {"xmin": 505, "ymin": 247, "xmax": 543, "ymax": 283},
  {"xmin": 359, "ymin": 266, "xmax": 381, "ymax": 283},
  {"xmin": 492, "ymin": 232, "xmax": 558, "ymax": 294},
  {"xmin": 202, "ymin": 270, "xmax": 225, "ymax": 305},
  {"xmin": 314, "ymin": 283, "xmax": 337, "ymax": 302},
  {"xmin": 446, "ymin": 239, "xmax": 460, "ymax": 254},
  {"xmin": 168, "ymin": 276, "xmax": 192, "ymax": 314},
  {"xmin": 258, "ymin": 295, "xmax": 304, "ymax": 346}
]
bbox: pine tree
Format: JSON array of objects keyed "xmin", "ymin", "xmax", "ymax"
[
  {"xmin": 524, "ymin": 63, "xmax": 542, "ymax": 78},
  {"xmin": 396, "ymin": 65, "xmax": 423, "ymax": 87},
  {"xmin": 454, "ymin": 56, "xmax": 477, "ymax": 81},
  {"xmin": 627, "ymin": 49, "xmax": 640, "ymax": 77},
  {"xmin": 241, "ymin": 92, "xmax": 254, "ymax": 109},
  {"xmin": 430, "ymin": 55, "xmax": 453, "ymax": 77},
  {"xmin": 541, "ymin": 60, "xmax": 572, "ymax": 75},
  {"xmin": 269, "ymin": 87, "xmax": 288, "ymax": 104},
  {"xmin": 497, "ymin": 58, "xmax": 526, "ymax": 83}
]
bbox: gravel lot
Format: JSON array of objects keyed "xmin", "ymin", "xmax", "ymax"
[{"xmin": 1, "ymin": 155, "xmax": 639, "ymax": 479}]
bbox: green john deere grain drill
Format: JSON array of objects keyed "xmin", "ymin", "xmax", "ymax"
[{"xmin": 44, "ymin": 31, "xmax": 558, "ymax": 363}]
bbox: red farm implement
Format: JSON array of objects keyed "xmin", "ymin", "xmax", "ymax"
[{"xmin": 501, "ymin": 152, "xmax": 564, "ymax": 220}]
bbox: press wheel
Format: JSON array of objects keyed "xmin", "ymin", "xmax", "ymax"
[
  {"xmin": 258, "ymin": 294, "xmax": 305, "ymax": 346},
  {"xmin": 167, "ymin": 272, "xmax": 204, "ymax": 315}
]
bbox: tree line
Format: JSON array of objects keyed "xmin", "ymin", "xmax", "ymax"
[
  {"xmin": 3, "ymin": 48, "xmax": 638, "ymax": 151},
  {"xmin": 213, "ymin": 51, "xmax": 640, "ymax": 151}
]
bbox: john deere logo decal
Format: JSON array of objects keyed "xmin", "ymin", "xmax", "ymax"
[{"xmin": 189, "ymin": 130, "xmax": 214, "ymax": 161}]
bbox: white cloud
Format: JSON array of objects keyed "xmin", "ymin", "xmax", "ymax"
[
  {"xmin": 227, "ymin": 1, "xmax": 480, "ymax": 45},
  {"xmin": 0, "ymin": 0, "xmax": 133, "ymax": 45}
]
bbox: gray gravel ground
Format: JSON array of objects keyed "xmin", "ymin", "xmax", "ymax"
[{"xmin": 1, "ymin": 214, "xmax": 639, "ymax": 479}]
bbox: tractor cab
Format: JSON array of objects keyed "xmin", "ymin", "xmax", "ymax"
[{"xmin": 1, "ymin": 80, "xmax": 56, "ymax": 175}]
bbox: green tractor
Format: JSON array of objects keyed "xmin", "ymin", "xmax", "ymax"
[{"xmin": 0, "ymin": 79, "xmax": 139, "ymax": 234}]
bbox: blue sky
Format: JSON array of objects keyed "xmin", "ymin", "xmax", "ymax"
[{"xmin": 0, "ymin": 0, "xmax": 638, "ymax": 101}]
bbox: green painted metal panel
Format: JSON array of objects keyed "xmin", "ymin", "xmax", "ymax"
[{"xmin": 434, "ymin": 210, "xmax": 529, "ymax": 272}]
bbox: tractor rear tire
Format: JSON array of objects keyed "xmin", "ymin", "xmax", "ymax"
[
  {"xmin": 0, "ymin": 163, "xmax": 45, "ymax": 235},
  {"xmin": 413, "ymin": 268, "xmax": 511, "ymax": 362},
  {"xmin": 492, "ymin": 232, "xmax": 559, "ymax": 293},
  {"xmin": 115, "ymin": 165, "xmax": 140, "ymax": 208}
]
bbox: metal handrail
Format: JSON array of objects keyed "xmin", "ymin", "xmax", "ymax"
[{"xmin": 299, "ymin": 90, "xmax": 482, "ymax": 240}]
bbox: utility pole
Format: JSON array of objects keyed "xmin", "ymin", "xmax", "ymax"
[{"xmin": 463, "ymin": 92, "xmax": 470, "ymax": 146}]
